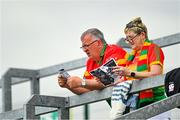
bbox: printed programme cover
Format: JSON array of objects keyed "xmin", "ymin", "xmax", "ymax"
[{"xmin": 90, "ymin": 58, "xmax": 118, "ymax": 86}]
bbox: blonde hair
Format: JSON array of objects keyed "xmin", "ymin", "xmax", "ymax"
[{"xmin": 124, "ymin": 17, "xmax": 148, "ymax": 39}]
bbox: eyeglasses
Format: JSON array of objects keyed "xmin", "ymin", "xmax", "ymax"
[
  {"xmin": 124, "ymin": 33, "xmax": 140, "ymax": 44},
  {"xmin": 80, "ymin": 40, "xmax": 98, "ymax": 49}
]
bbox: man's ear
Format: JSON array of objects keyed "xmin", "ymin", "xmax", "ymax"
[
  {"xmin": 97, "ymin": 40, "xmax": 101, "ymax": 45},
  {"xmin": 98, "ymin": 39, "xmax": 104, "ymax": 45}
]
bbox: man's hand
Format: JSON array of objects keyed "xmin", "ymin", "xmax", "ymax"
[
  {"xmin": 94, "ymin": 77, "xmax": 106, "ymax": 88},
  {"xmin": 66, "ymin": 76, "xmax": 82, "ymax": 88},
  {"xmin": 58, "ymin": 75, "xmax": 68, "ymax": 88}
]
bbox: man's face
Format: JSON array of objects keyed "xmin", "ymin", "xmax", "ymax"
[{"xmin": 81, "ymin": 34, "xmax": 100, "ymax": 60}]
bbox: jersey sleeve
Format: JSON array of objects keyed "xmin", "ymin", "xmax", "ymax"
[{"xmin": 148, "ymin": 44, "xmax": 164, "ymax": 68}]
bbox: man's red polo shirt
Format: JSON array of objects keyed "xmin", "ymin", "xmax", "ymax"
[{"xmin": 83, "ymin": 44, "xmax": 128, "ymax": 79}]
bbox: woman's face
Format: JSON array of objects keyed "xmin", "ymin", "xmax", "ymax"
[{"xmin": 125, "ymin": 30, "xmax": 145, "ymax": 51}]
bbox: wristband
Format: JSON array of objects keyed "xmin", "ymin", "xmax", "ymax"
[{"xmin": 81, "ymin": 79, "xmax": 86, "ymax": 87}]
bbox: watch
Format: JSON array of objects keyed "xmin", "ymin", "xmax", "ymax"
[
  {"xmin": 81, "ymin": 79, "xmax": 86, "ymax": 87},
  {"xmin": 130, "ymin": 72, "xmax": 136, "ymax": 77}
]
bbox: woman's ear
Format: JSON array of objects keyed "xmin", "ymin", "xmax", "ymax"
[{"xmin": 141, "ymin": 32, "xmax": 146, "ymax": 37}]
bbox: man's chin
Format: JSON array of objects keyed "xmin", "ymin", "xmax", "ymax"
[
  {"xmin": 87, "ymin": 54, "xmax": 90, "ymax": 57},
  {"xmin": 87, "ymin": 54, "xmax": 92, "ymax": 58},
  {"xmin": 88, "ymin": 56, "xmax": 95, "ymax": 60}
]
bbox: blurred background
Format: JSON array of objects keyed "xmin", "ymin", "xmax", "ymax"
[{"xmin": 0, "ymin": 0, "xmax": 180, "ymax": 119}]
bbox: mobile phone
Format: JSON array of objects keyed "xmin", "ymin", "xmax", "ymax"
[{"xmin": 59, "ymin": 69, "xmax": 70, "ymax": 80}]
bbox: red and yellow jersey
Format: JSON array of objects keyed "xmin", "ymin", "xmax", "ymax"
[
  {"xmin": 126, "ymin": 43, "xmax": 164, "ymax": 80},
  {"xmin": 83, "ymin": 44, "xmax": 128, "ymax": 79},
  {"xmin": 148, "ymin": 43, "xmax": 164, "ymax": 68},
  {"xmin": 125, "ymin": 39, "xmax": 165, "ymax": 107}
]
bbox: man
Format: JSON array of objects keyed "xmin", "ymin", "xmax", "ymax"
[{"xmin": 58, "ymin": 28, "xmax": 128, "ymax": 95}]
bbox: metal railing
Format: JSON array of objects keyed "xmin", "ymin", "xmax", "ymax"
[{"xmin": 0, "ymin": 33, "xmax": 180, "ymax": 119}]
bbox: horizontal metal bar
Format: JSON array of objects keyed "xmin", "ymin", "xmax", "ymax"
[
  {"xmin": 117, "ymin": 33, "xmax": 180, "ymax": 48},
  {"xmin": 0, "ymin": 107, "xmax": 57, "ymax": 119},
  {"xmin": 0, "ymin": 78, "xmax": 30, "ymax": 88},
  {"xmin": 67, "ymin": 74, "xmax": 165, "ymax": 108},
  {"xmin": 25, "ymin": 94, "xmax": 66, "ymax": 108},
  {"xmin": 23, "ymin": 95, "xmax": 67, "ymax": 119},
  {"xmin": 67, "ymin": 87, "xmax": 113, "ymax": 108},
  {"xmin": 3, "ymin": 68, "xmax": 38, "ymax": 78},
  {"xmin": 0, "ymin": 68, "xmax": 38, "ymax": 88},
  {"xmin": 37, "ymin": 57, "xmax": 87, "ymax": 78},
  {"xmin": 35, "ymin": 107, "xmax": 57, "ymax": 116},
  {"xmin": 130, "ymin": 75, "xmax": 165, "ymax": 93},
  {"xmin": 153, "ymin": 33, "xmax": 180, "ymax": 48},
  {"xmin": 119, "ymin": 93, "xmax": 180, "ymax": 119},
  {"xmin": 0, "ymin": 108, "xmax": 23, "ymax": 119}
]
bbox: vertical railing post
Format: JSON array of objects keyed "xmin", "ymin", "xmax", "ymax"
[
  {"xmin": 30, "ymin": 77, "xmax": 40, "ymax": 119},
  {"xmin": 84, "ymin": 104, "xmax": 89, "ymax": 120},
  {"xmin": 2, "ymin": 75, "xmax": 12, "ymax": 112},
  {"xmin": 58, "ymin": 108, "xmax": 69, "ymax": 120},
  {"xmin": 23, "ymin": 104, "xmax": 36, "ymax": 120},
  {"xmin": 30, "ymin": 77, "xmax": 40, "ymax": 95},
  {"xmin": 58, "ymin": 97, "xmax": 70, "ymax": 120}
]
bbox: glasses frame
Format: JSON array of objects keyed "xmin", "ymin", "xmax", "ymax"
[
  {"xmin": 80, "ymin": 40, "xmax": 98, "ymax": 49},
  {"xmin": 124, "ymin": 33, "xmax": 140, "ymax": 44}
]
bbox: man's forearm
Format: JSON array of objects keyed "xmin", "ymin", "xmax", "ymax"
[
  {"xmin": 84, "ymin": 79, "xmax": 105, "ymax": 90},
  {"xmin": 68, "ymin": 87, "xmax": 91, "ymax": 95}
]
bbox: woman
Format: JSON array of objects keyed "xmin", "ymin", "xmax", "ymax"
[{"xmin": 110, "ymin": 17, "xmax": 165, "ymax": 119}]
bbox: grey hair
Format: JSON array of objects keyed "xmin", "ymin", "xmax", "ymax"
[{"xmin": 81, "ymin": 28, "xmax": 107, "ymax": 44}]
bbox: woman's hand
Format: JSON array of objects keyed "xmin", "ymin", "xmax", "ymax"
[
  {"xmin": 112, "ymin": 66, "xmax": 131, "ymax": 77},
  {"xmin": 113, "ymin": 77, "xmax": 125, "ymax": 85}
]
